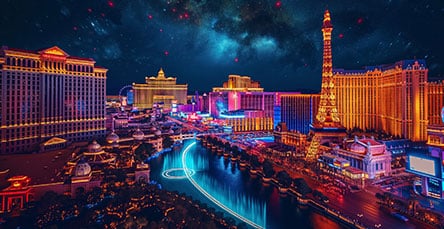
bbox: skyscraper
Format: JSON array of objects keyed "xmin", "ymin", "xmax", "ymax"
[
  {"xmin": 0, "ymin": 46, "xmax": 107, "ymax": 153},
  {"xmin": 306, "ymin": 10, "xmax": 346, "ymax": 162}
]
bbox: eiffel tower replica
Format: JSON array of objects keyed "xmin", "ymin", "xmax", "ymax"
[{"xmin": 306, "ymin": 10, "xmax": 346, "ymax": 162}]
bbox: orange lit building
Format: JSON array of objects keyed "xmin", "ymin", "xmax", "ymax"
[
  {"xmin": 334, "ymin": 60, "xmax": 428, "ymax": 141},
  {"xmin": 133, "ymin": 68, "xmax": 188, "ymax": 110},
  {"xmin": 428, "ymin": 80, "xmax": 444, "ymax": 126},
  {"xmin": 212, "ymin": 74, "xmax": 263, "ymax": 92},
  {"xmin": 0, "ymin": 46, "xmax": 107, "ymax": 154}
]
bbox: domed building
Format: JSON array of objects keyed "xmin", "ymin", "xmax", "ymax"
[
  {"xmin": 75, "ymin": 160, "xmax": 91, "ymax": 177},
  {"xmin": 319, "ymin": 135, "xmax": 392, "ymax": 186},
  {"xmin": 106, "ymin": 131, "xmax": 119, "ymax": 144},
  {"xmin": 133, "ymin": 128, "xmax": 145, "ymax": 141},
  {"xmin": 68, "ymin": 140, "xmax": 116, "ymax": 168},
  {"xmin": 336, "ymin": 136, "xmax": 392, "ymax": 180}
]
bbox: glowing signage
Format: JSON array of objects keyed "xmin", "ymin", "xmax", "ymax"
[
  {"xmin": 441, "ymin": 107, "xmax": 444, "ymax": 123},
  {"xmin": 409, "ymin": 155, "xmax": 436, "ymax": 176}
]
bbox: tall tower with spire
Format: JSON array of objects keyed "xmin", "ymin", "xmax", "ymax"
[{"xmin": 306, "ymin": 10, "xmax": 346, "ymax": 162}]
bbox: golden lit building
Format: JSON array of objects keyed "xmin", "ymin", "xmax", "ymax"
[
  {"xmin": 0, "ymin": 46, "xmax": 107, "ymax": 154},
  {"xmin": 209, "ymin": 75, "xmax": 274, "ymax": 132},
  {"xmin": 133, "ymin": 68, "xmax": 187, "ymax": 110},
  {"xmin": 280, "ymin": 94, "xmax": 320, "ymax": 134},
  {"xmin": 428, "ymin": 80, "xmax": 444, "ymax": 125},
  {"xmin": 212, "ymin": 74, "xmax": 263, "ymax": 92},
  {"xmin": 334, "ymin": 60, "xmax": 428, "ymax": 141}
]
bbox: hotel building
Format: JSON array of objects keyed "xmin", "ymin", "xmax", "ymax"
[
  {"xmin": 428, "ymin": 80, "xmax": 444, "ymax": 126},
  {"xmin": 280, "ymin": 94, "xmax": 320, "ymax": 134},
  {"xmin": 133, "ymin": 68, "xmax": 187, "ymax": 110},
  {"xmin": 0, "ymin": 46, "xmax": 107, "ymax": 154},
  {"xmin": 209, "ymin": 75, "xmax": 274, "ymax": 132},
  {"xmin": 334, "ymin": 60, "xmax": 428, "ymax": 141}
]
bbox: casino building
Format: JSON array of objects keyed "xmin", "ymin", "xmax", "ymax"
[
  {"xmin": 334, "ymin": 60, "xmax": 428, "ymax": 141},
  {"xmin": 209, "ymin": 75, "xmax": 275, "ymax": 132},
  {"xmin": 0, "ymin": 46, "xmax": 107, "ymax": 154},
  {"xmin": 132, "ymin": 68, "xmax": 188, "ymax": 110}
]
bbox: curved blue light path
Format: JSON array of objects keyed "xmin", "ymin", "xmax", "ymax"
[{"xmin": 181, "ymin": 141, "xmax": 266, "ymax": 229}]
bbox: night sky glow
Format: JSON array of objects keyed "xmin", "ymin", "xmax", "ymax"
[{"xmin": 1, "ymin": 0, "xmax": 444, "ymax": 94}]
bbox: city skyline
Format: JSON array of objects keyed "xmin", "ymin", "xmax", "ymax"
[{"xmin": 1, "ymin": 0, "xmax": 444, "ymax": 94}]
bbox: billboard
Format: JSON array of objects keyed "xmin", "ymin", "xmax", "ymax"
[{"xmin": 406, "ymin": 153, "xmax": 441, "ymax": 178}]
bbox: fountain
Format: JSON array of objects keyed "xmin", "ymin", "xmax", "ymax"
[{"xmin": 181, "ymin": 141, "xmax": 267, "ymax": 228}]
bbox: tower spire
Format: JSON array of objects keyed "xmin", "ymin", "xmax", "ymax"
[
  {"xmin": 306, "ymin": 10, "xmax": 346, "ymax": 163},
  {"xmin": 315, "ymin": 9, "xmax": 340, "ymax": 125}
]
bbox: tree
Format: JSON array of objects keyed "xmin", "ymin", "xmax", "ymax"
[
  {"xmin": 262, "ymin": 159, "xmax": 275, "ymax": 178},
  {"xmin": 250, "ymin": 155, "xmax": 260, "ymax": 169},
  {"xmin": 276, "ymin": 170, "xmax": 291, "ymax": 188},
  {"xmin": 162, "ymin": 136, "xmax": 174, "ymax": 149},
  {"xmin": 134, "ymin": 143, "xmax": 154, "ymax": 162}
]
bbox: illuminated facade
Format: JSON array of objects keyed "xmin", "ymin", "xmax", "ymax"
[
  {"xmin": 274, "ymin": 122, "xmax": 308, "ymax": 154},
  {"xmin": 209, "ymin": 90, "xmax": 275, "ymax": 132},
  {"xmin": 306, "ymin": 10, "xmax": 346, "ymax": 162},
  {"xmin": 133, "ymin": 68, "xmax": 187, "ymax": 110},
  {"xmin": 212, "ymin": 74, "xmax": 263, "ymax": 92},
  {"xmin": 335, "ymin": 60, "xmax": 428, "ymax": 141},
  {"xmin": 280, "ymin": 94, "xmax": 320, "ymax": 134},
  {"xmin": 0, "ymin": 46, "xmax": 107, "ymax": 154},
  {"xmin": 428, "ymin": 80, "xmax": 444, "ymax": 126},
  {"xmin": 336, "ymin": 136, "xmax": 392, "ymax": 179}
]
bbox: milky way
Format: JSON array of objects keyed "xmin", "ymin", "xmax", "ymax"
[{"xmin": 1, "ymin": 0, "xmax": 443, "ymax": 94}]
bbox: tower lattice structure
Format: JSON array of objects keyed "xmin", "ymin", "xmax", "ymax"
[{"xmin": 306, "ymin": 10, "xmax": 345, "ymax": 162}]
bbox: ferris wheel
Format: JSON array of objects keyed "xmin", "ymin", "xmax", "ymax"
[{"xmin": 119, "ymin": 85, "xmax": 133, "ymax": 105}]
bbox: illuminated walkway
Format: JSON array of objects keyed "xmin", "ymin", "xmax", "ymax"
[{"xmin": 181, "ymin": 141, "xmax": 265, "ymax": 229}]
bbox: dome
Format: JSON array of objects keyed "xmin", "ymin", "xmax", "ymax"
[
  {"xmin": 133, "ymin": 129, "xmax": 145, "ymax": 141},
  {"xmin": 155, "ymin": 130, "xmax": 162, "ymax": 136},
  {"xmin": 350, "ymin": 142, "xmax": 366, "ymax": 153},
  {"xmin": 106, "ymin": 131, "xmax": 119, "ymax": 144},
  {"xmin": 75, "ymin": 160, "xmax": 91, "ymax": 177},
  {"xmin": 88, "ymin": 140, "xmax": 102, "ymax": 152}
]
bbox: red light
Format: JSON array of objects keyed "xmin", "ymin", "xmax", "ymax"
[
  {"xmin": 164, "ymin": 51, "xmax": 169, "ymax": 56},
  {"xmin": 107, "ymin": 1, "xmax": 114, "ymax": 8},
  {"xmin": 338, "ymin": 33, "xmax": 344, "ymax": 39},
  {"xmin": 184, "ymin": 13, "xmax": 189, "ymax": 19},
  {"xmin": 357, "ymin": 18, "xmax": 363, "ymax": 24},
  {"xmin": 275, "ymin": 1, "xmax": 282, "ymax": 8},
  {"xmin": 73, "ymin": 26, "xmax": 78, "ymax": 31},
  {"xmin": 234, "ymin": 57, "xmax": 239, "ymax": 62},
  {"xmin": 87, "ymin": 8, "xmax": 93, "ymax": 13},
  {"xmin": 148, "ymin": 15, "xmax": 153, "ymax": 19}
]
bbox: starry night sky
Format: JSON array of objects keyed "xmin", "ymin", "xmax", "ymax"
[{"xmin": 1, "ymin": 0, "xmax": 444, "ymax": 94}]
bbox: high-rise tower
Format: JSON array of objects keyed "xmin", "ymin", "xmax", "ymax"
[{"xmin": 306, "ymin": 10, "xmax": 346, "ymax": 162}]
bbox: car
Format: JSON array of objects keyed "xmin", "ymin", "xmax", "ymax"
[
  {"xmin": 391, "ymin": 212, "xmax": 409, "ymax": 222},
  {"xmin": 374, "ymin": 223, "xmax": 382, "ymax": 228}
]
